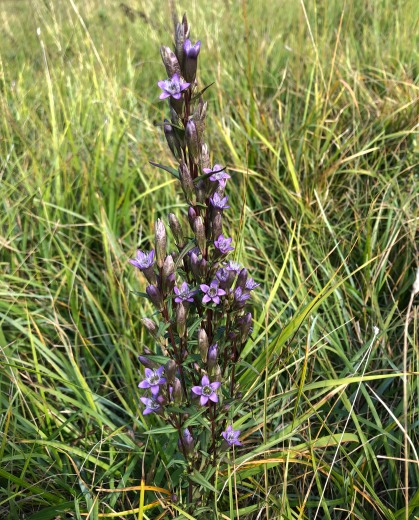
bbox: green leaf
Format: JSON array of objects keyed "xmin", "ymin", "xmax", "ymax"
[
  {"xmin": 149, "ymin": 161, "xmax": 180, "ymax": 179},
  {"xmin": 190, "ymin": 468, "xmax": 217, "ymax": 493}
]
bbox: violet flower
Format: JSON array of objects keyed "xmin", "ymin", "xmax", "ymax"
[
  {"xmin": 210, "ymin": 192, "xmax": 230, "ymax": 210},
  {"xmin": 214, "ymin": 234, "xmax": 234, "ymax": 254},
  {"xmin": 222, "ymin": 425, "xmax": 242, "ymax": 446},
  {"xmin": 245, "ymin": 277, "xmax": 260, "ymax": 290},
  {"xmin": 129, "ymin": 249, "xmax": 155, "ymax": 270},
  {"xmin": 158, "ymin": 73, "xmax": 190, "ymax": 100},
  {"xmin": 233, "ymin": 286, "xmax": 251, "ymax": 305},
  {"xmin": 184, "ymin": 39, "xmax": 201, "ymax": 58},
  {"xmin": 174, "ymin": 281, "xmax": 196, "ymax": 303},
  {"xmin": 203, "ymin": 164, "xmax": 230, "ymax": 187},
  {"xmin": 200, "ymin": 279, "xmax": 226, "ymax": 305},
  {"xmin": 192, "ymin": 375, "xmax": 221, "ymax": 406},
  {"xmin": 138, "ymin": 366, "xmax": 166, "ymax": 395},
  {"xmin": 225, "ymin": 260, "xmax": 242, "ymax": 273},
  {"xmin": 140, "ymin": 396, "xmax": 164, "ymax": 415}
]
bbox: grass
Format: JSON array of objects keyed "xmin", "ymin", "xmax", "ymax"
[{"xmin": 0, "ymin": 0, "xmax": 418, "ymax": 518}]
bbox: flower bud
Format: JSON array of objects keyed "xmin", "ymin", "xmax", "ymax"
[
  {"xmin": 142, "ymin": 265, "xmax": 157, "ymax": 285},
  {"xmin": 142, "ymin": 318, "xmax": 157, "ymax": 337},
  {"xmin": 138, "ymin": 354, "xmax": 158, "ymax": 369},
  {"xmin": 165, "ymin": 272, "xmax": 175, "ymax": 293},
  {"xmin": 160, "ymin": 46, "xmax": 181, "ymax": 78},
  {"xmin": 200, "ymin": 143, "xmax": 210, "ymax": 170},
  {"xmin": 236, "ymin": 268, "xmax": 248, "ymax": 290},
  {"xmin": 188, "ymin": 206, "xmax": 197, "ymax": 229},
  {"xmin": 168, "ymin": 213, "xmax": 185, "ymax": 249},
  {"xmin": 183, "ymin": 39, "xmax": 201, "ymax": 82},
  {"xmin": 213, "ymin": 364, "xmax": 222, "ymax": 382},
  {"xmin": 179, "ymin": 161, "xmax": 196, "ymax": 205},
  {"xmin": 154, "ymin": 219, "xmax": 167, "ymax": 269},
  {"xmin": 146, "ymin": 285, "xmax": 163, "ymax": 309},
  {"xmin": 212, "ymin": 213, "xmax": 223, "ymax": 242},
  {"xmin": 193, "ymin": 216, "xmax": 206, "ymax": 255},
  {"xmin": 162, "ymin": 254, "xmax": 175, "ymax": 290},
  {"xmin": 198, "ymin": 328, "xmax": 209, "ymax": 362},
  {"xmin": 207, "ymin": 343, "xmax": 218, "ymax": 371},
  {"xmin": 193, "ymin": 97, "xmax": 207, "ymax": 139},
  {"xmin": 238, "ymin": 312, "xmax": 253, "ymax": 343},
  {"xmin": 199, "ymin": 258, "xmax": 208, "ymax": 278},
  {"xmin": 165, "ymin": 359, "xmax": 177, "ymax": 384},
  {"xmin": 195, "ymin": 180, "xmax": 206, "ymax": 203},
  {"xmin": 190, "ymin": 252, "xmax": 201, "ymax": 280},
  {"xmin": 185, "ymin": 120, "xmax": 199, "ymax": 162},
  {"xmin": 164, "ymin": 120, "xmax": 182, "ymax": 160},
  {"xmin": 174, "ymin": 14, "xmax": 189, "ymax": 65},
  {"xmin": 180, "ymin": 428, "xmax": 194, "ymax": 457},
  {"xmin": 172, "ymin": 377, "xmax": 183, "ymax": 404},
  {"xmin": 176, "ymin": 302, "xmax": 186, "ymax": 338}
]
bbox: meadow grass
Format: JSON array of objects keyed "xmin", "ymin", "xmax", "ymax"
[{"xmin": 0, "ymin": 0, "xmax": 418, "ymax": 518}]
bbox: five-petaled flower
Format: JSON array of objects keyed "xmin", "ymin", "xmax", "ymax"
[
  {"xmin": 203, "ymin": 164, "xmax": 231, "ymax": 187},
  {"xmin": 214, "ymin": 234, "xmax": 234, "ymax": 254},
  {"xmin": 140, "ymin": 396, "xmax": 164, "ymax": 415},
  {"xmin": 200, "ymin": 279, "xmax": 226, "ymax": 305},
  {"xmin": 138, "ymin": 366, "xmax": 166, "ymax": 395},
  {"xmin": 192, "ymin": 375, "xmax": 221, "ymax": 406},
  {"xmin": 129, "ymin": 249, "xmax": 155, "ymax": 270},
  {"xmin": 158, "ymin": 73, "xmax": 190, "ymax": 100},
  {"xmin": 222, "ymin": 425, "xmax": 242, "ymax": 446},
  {"xmin": 210, "ymin": 192, "xmax": 230, "ymax": 210},
  {"xmin": 174, "ymin": 281, "xmax": 196, "ymax": 303},
  {"xmin": 245, "ymin": 277, "xmax": 260, "ymax": 290}
]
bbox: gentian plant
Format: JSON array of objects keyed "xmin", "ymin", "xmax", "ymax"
[{"xmin": 130, "ymin": 13, "xmax": 258, "ymax": 509}]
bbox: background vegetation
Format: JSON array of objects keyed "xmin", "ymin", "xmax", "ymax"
[{"xmin": 0, "ymin": 0, "xmax": 418, "ymax": 518}]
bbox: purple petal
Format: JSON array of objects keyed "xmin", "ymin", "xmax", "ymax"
[
  {"xmin": 192, "ymin": 386, "xmax": 202, "ymax": 395},
  {"xmin": 209, "ymin": 393, "xmax": 218, "ymax": 403},
  {"xmin": 200, "ymin": 395, "xmax": 209, "ymax": 406},
  {"xmin": 174, "ymin": 287, "xmax": 180, "ymax": 295},
  {"xmin": 174, "ymin": 297, "xmax": 182, "ymax": 303},
  {"xmin": 202, "ymin": 295, "xmax": 211, "ymax": 303},
  {"xmin": 210, "ymin": 382, "xmax": 221, "ymax": 390},
  {"xmin": 172, "ymin": 93, "xmax": 182, "ymax": 100},
  {"xmin": 157, "ymin": 80, "xmax": 167, "ymax": 88},
  {"xmin": 144, "ymin": 368, "xmax": 153, "ymax": 378},
  {"xmin": 143, "ymin": 408, "xmax": 153, "ymax": 415},
  {"xmin": 156, "ymin": 366, "xmax": 165, "ymax": 377},
  {"xmin": 218, "ymin": 289, "xmax": 226, "ymax": 296},
  {"xmin": 171, "ymin": 73, "xmax": 180, "ymax": 82},
  {"xmin": 212, "ymin": 296, "xmax": 220, "ymax": 305},
  {"xmin": 138, "ymin": 380, "xmax": 150, "ymax": 389},
  {"xmin": 200, "ymin": 284, "xmax": 209, "ymax": 292},
  {"xmin": 150, "ymin": 385, "xmax": 160, "ymax": 396},
  {"xmin": 159, "ymin": 92, "xmax": 170, "ymax": 99},
  {"xmin": 180, "ymin": 82, "xmax": 190, "ymax": 90},
  {"xmin": 201, "ymin": 375, "xmax": 210, "ymax": 386}
]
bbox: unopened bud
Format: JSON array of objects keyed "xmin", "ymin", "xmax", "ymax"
[
  {"xmin": 198, "ymin": 328, "xmax": 209, "ymax": 362},
  {"xmin": 164, "ymin": 120, "xmax": 182, "ymax": 160},
  {"xmin": 146, "ymin": 285, "xmax": 163, "ymax": 309},
  {"xmin": 200, "ymin": 143, "xmax": 210, "ymax": 170},
  {"xmin": 138, "ymin": 354, "xmax": 158, "ymax": 369},
  {"xmin": 154, "ymin": 219, "xmax": 167, "ymax": 268},
  {"xmin": 188, "ymin": 206, "xmax": 197, "ymax": 228},
  {"xmin": 193, "ymin": 216, "xmax": 206, "ymax": 255},
  {"xmin": 162, "ymin": 255, "xmax": 175, "ymax": 291},
  {"xmin": 236, "ymin": 268, "xmax": 248, "ymax": 289},
  {"xmin": 190, "ymin": 252, "xmax": 201, "ymax": 279},
  {"xmin": 207, "ymin": 343, "xmax": 218, "ymax": 371},
  {"xmin": 160, "ymin": 46, "xmax": 181, "ymax": 78},
  {"xmin": 176, "ymin": 302, "xmax": 186, "ymax": 337},
  {"xmin": 213, "ymin": 364, "xmax": 222, "ymax": 382},
  {"xmin": 212, "ymin": 213, "xmax": 223, "ymax": 241},
  {"xmin": 199, "ymin": 258, "xmax": 208, "ymax": 277},
  {"xmin": 172, "ymin": 378, "xmax": 183, "ymax": 404},
  {"xmin": 165, "ymin": 359, "xmax": 176, "ymax": 384},
  {"xmin": 179, "ymin": 161, "xmax": 196, "ymax": 204},
  {"xmin": 238, "ymin": 312, "xmax": 253, "ymax": 342},
  {"xmin": 168, "ymin": 213, "xmax": 185, "ymax": 249},
  {"xmin": 180, "ymin": 428, "xmax": 194, "ymax": 456},
  {"xmin": 142, "ymin": 318, "xmax": 157, "ymax": 337},
  {"xmin": 185, "ymin": 120, "xmax": 199, "ymax": 162}
]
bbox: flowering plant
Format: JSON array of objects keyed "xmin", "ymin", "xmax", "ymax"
[{"xmin": 130, "ymin": 13, "xmax": 258, "ymax": 508}]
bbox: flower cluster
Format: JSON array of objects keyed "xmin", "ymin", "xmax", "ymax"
[{"xmin": 130, "ymin": 13, "xmax": 258, "ymax": 503}]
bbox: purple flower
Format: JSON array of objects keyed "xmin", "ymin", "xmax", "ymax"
[
  {"xmin": 203, "ymin": 164, "xmax": 231, "ymax": 187},
  {"xmin": 222, "ymin": 425, "xmax": 242, "ymax": 446},
  {"xmin": 140, "ymin": 396, "xmax": 164, "ymax": 415},
  {"xmin": 174, "ymin": 281, "xmax": 196, "ymax": 303},
  {"xmin": 129, "ymin": 249, "xmax": 155, "ymax": 270},
  {"xmin": 138, "ymin": 366, "xmax": 166, "ymax": 396},
  {"xmin": 210, "ymin": 192, "xmax": 230, "ymax": 210},
  {"xmin": 184, "ymin": 39, "xmax": 201, "ymax": 59},
  {"xmin": 216, "ymin": 268, "xmax": 230, "ymax": 283},
  {"xmin": 245, "ymin": 277, "xmax": 260, "ymax": 290},
  {"xmin": 233, "ymin": 286, "xmax": 251, "ymax": 305},
  {"xmin": 200, "ymin": 279, "xmax": 226, "ymax": 305},
  {"xmin": 225, "ymin": 261, "xmax": 242, "ymax": 273},
  {"xmin": 158, "ymin": 73, "xmax": 190, "ymax": 100},
  {"xmin": 214, "ymin": 234, "xmax": 234, "ymax": 254},
  {"xmin": 192, "ymin": 375, "xmax": 221, "ymax": 406}
]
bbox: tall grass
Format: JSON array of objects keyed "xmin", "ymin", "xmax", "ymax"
[{"xmin": 0, "ymin": 0, "xmax": 418, "ymax": 518}]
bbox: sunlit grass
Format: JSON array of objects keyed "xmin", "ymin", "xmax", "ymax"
[{"xmin": 0, "ymin": 0, "xmax": 418, "ymax": 518}]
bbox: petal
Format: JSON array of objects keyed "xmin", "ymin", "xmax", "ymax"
[
  {"xmin": 143, "ymin": 408, "xmax": 153, "ymax": 415},
  {"xmin": 210, "ymin": 382, "xmax": 221, "ymax": 390},
  {"xmin": 180, "ymin": 82, "xmax": 190, "ymax": 90},
  {"xmin": 191, "ymin": 386, "xmax": 202, "ymax": 395},
  {"xmin": 174, "ymin": 297, "xmax": 182, "ymax": 303},
  {"xmin": 218, "ymin": 289, "xmax": 227, "ymax": 296},
  {"xmin": 171, "ymin": 73, "xmax": 180, "ymax": 82},
  {"xmin": 200, "ymin": 284, "xmax": 209, "ymax": 292},
  {"xmin": 202, "ymin": 295, "xmax": 211, "ymax": 303},
  {"xmin": 144, "ymin": 368, "xmax": 153, "ymax": 378},
  {"xmin": 209, "ymin": 393, "xmax": 218, "ymax": 403},
  {"xmin": 203, "ymin": 168, "xmax": 212, "ymax": 174},
  {"xmin": 200, "ymin": 395, "xmax": 209, "ymax": 406},
  {"xmin": 156, "ymin": 366, "xmax": 165, "ymax": 377},
  {"xmin": 138, "ymin": 380, "xmax": 150, "ymax": 389},
  {"xmin": 150, "ymin": 385, "xmax": 160, "ymax": 395},
  {"xmin": 172, "ymin": 93, "xmax": 182, "ymax": 100},
  {"xmin": 212, "ymin": 296, "xmax": 220, "ymax": 304},
  {"xmin": 157, "ymin": 80, "xmax": 167, "ymax": 88},
  {"xmin": 159, "ymin": 92, "xmax": 170, "ymax": 99},
  {"xmin": 201, "ymin": 375, "xmax": 210, "ymax": 386}
]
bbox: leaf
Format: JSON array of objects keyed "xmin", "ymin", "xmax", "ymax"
[
  {"xmin": 190, "ymin": 469, "xmax": 217, "ymax": 493},
  {"xmin": 149, "ymin": 161, "xmax": 179, "ymax": 179},
  {"xmin": 28, "ymin": 502, "xmax": 75, "ymax": 520},
  {"xmin": 191, "ymin": 81, "xmax": 215, "ymax": 101},
  {"xmin": 144, "ymin": 425, "xmax": 177, "ymax": 435}
]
